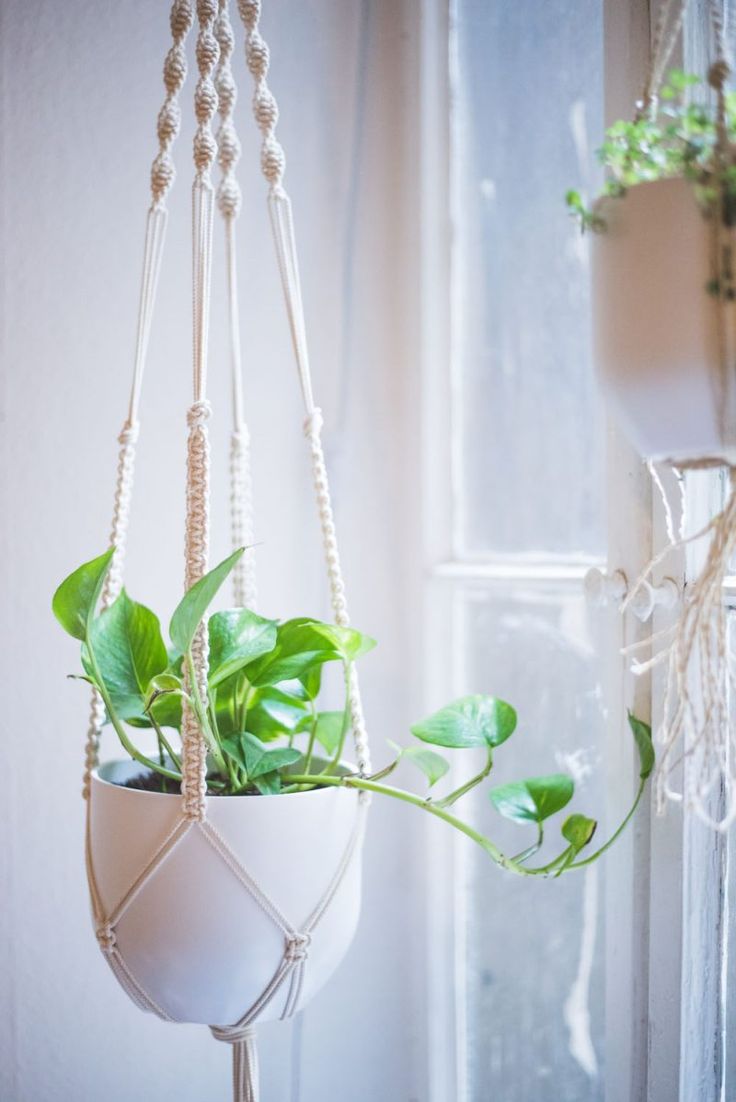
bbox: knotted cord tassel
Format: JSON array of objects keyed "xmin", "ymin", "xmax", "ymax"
[
  {"xmin": 624, "ymin": 468, "xmax": 736, "ymax": 830},
  {"xmin": 211, "ymin": 1026, "xmax": 259, "ymax": 1102}
]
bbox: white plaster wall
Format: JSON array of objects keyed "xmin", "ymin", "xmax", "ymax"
[{"xmin": 0, "ymin": 1, "xmax": 426, "ymax": 1098}]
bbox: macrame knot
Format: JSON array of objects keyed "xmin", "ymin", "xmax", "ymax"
[
  {"xmin": 215, "ymin": 12, "xmax": 234, "ymax": 54},
  {"xmin": 196, "ymin": 31, "xmax": 220, "ymax": 75},
  {"xmin": 254, "ymin": 89, "xmax": 278, "ymax": 132},
  {"xmin": 151, "ymin": 153, "xmax": 175, "ymax": 198},
  {"xmin": 261, "ymin": 138, "xmax": 285, "ymax": 184},
  {"xmin": 210, "ymin": 1024, "xmax": 256, "ymax": 1046},
  {"xmin": 709, "ymin": 59, "xmax": 731, "ymax": 90},
  {"xmin": 217, "ymin": 122, "xmax": 241, "ymax": 169},
  {"xmin": 188, "ymin": 399, "xmax": 212, "ymax": 429},
  {"xmin": 303, "ymin": 407, "xmax": 324, "ymax": 438},
  {"xmin": 237, "ymin": 0, "xmax": 260, "ymax": 31},
  {"xmin": 195, "ymin": 78, "xmax": 219, "ymax": 123},
  {"xmin": 157, "ymin": 101, "xmax": 181, "ymax": 145},
  {"xmin": 232, "ymin": 422, "xmax": 251, "ymax": 447},
  {"xmin": 164, "ymin": 44, "xmax": 188, "ymax": 94},
  {"xmin": 171, "ymin": 0, "xmax": 194, "ymax": 39},
  {"xmin": 197, "ymin": 0, "xmax": 218, "ymax": 22},
  {"xmin": 216, "ymin": 70, "xmax": 237, "ymax": 114},
  {"xmin": 118, "ymin": 420, "xmax": 140, "ymax": 447},
  {"xmin": 96, "ymin": 924, "xmax": 116, "ymax": 954},
  {"xmin": 285, "ymin": 932, "xmax": 311, "ymax": 964},
  {"xmin": 246, "ymin": 33, "xmax": 269, "ymax": 79},
  {"xmin": 218, "ymin": 179, "xmax": 242, "ymax": 217},
  {"xmin": 194, "ymin": 130, "xmax": 218, "ymax": 171}
]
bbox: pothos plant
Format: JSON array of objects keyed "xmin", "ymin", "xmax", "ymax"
[
  {"xmin": 567, "ymin": 68, "xmax": 736, "ymax": 247},
  {"xmin": 53, "ymin": 546, "xmax": 654, "ymax": 878}
]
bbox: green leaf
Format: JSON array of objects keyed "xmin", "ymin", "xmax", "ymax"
[
  {"xmin": 313, "ymin": 711, "xmax": 344, "ymax": 756},
  {"xmin": 208, "ymin": 608, "xmax": 278, "ymax": 687},
  {"xmin": 628, "ymin": 712, "xmax": 655, "ymax": 779},
  {"xmin": 169, "ymin": 548, "xmax": 244, "ymax": 655},
  {"xmin": 387, "ymin": 739, "xmax": 449, "ymax": 788},
  {"xmin": 253, "ymin": 770, "xmax": 282, "ymax": 795},
  {"xmin": 309, "ymin": 623, "xmax": 377, "ymax": 663},
  {"xmin": 490, "ymin": 774, "xmax": 575, "ymax": 824},
  {"xmin": 52, "ymin": 548, "xmax": 115, "ymax": 641},
  {"xmin": 246, "ymin": 687, "xmax": 311, "ymax": 737},
  {"xmin": 87, "ymin": 590, "xmax": 168, "ymax": 723},
  {"xmin": 562, "ymin": 813, "xmax": 597, "ymax": 853},
  {"xmin": 411, "ymin": 695, "xmax": 517, "ymax": 750},
  {"xmin": 246, "ymin": 619, "xmax": 343, "ymax": 687},
  {"xmin": 221, "ymin": 731, "xmax": 302, "ymax": 780}
]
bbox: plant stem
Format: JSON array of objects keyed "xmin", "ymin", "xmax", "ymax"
[
  {"xmin": 287, "ymin": 773, "xmax": 525, "ymax": 874},
  {"xmin": 185, "ymin": 651, "xmax": 227, "ymax": 775},
  {"xmin": 568, "ymin": 779, "xmax": 646, "ymax": 869},
  {"xmin": 435, "ymin": 745, "xmax": 494, "ymax": 808},
  {"xmin": 145, "ymin": 709, "xmax": 183, "ymax": 773},
  {"xmin": 322, "ymin": 663, "xmax": 353, "ymax": 776},
  {"xmin": 304, "ymin": 701, "xmax": 318, "ymax": 775},
  {"xmin": 85, "ymin": 647, "xmax": 182, "ymax": 782},
  {"xmin": 511, "ymin": 822, "xmax": 544, "ymax": 864}
]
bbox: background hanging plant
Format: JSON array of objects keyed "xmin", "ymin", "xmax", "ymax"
[
  {"xmin": 566, "ymin": 69, "xmax": 736, "ymax": 233},
  {"xmin": 54, "ymin": 547, "xmax": 653, "ymax": 877}
]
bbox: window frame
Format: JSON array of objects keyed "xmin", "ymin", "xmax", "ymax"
[{"xmin": 415, "ymin": 2, "xmax": 725, "ymax": 1099}]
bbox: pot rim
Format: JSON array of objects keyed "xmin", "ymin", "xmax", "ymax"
[
  {"xmin": 91, "ymin": 758, "xmax": 357, "ymax": 804},
  {"xmin": 593, "ymin": 174, "xmax": 708, "ymax": 218}
]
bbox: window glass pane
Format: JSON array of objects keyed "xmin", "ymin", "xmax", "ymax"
[
  {"xmin": 452, "ymin": 0, "xmax": 605, "ymax": 558},
  {"xmin": 457, "ymin": 584, "xmax": 605, "ymax": 1101}
]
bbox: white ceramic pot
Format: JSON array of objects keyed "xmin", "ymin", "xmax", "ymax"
[
  {"xmin": 591, "ymin": 177, "xmax": 736, "ymax": 464},
  {"xmin": 88, "ymin": 761, "xmax": 365, "ymax": 1027}
]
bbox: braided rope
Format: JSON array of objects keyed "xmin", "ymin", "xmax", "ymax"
[
  {"xmin": 82, "ymin": 0, "xmax": 194, "ymax": 800},
  {"xmin": 181, "ymin": 0, "xmax": 220, "ymax": 821},
  {"xmin": 235, "ymin": 0, "xmax": 372, "ymax": 773},
  {"xmin": 152, "ymin": 0, "xmax": 195, "ymax": 208},
  {"xmin": 216, "ymin": 0, "xmax": 258, "ymax": 608}
]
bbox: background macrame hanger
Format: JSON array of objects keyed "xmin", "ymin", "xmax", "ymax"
[
  {"xmin": 214, "ymin": 0, "xmax": 258, "ymax": 610},
  {"xmin": 81, "ymin": 0, "xmax": 195, "ymax": 801},
  {"xmin": 235, "ymin": 0, "xmax": 372, "ymax": 777}
]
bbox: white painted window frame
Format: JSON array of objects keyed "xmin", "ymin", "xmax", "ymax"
[{"xmin": 417, "ymin": 1, "xmax": 732, "ymax": 1099}]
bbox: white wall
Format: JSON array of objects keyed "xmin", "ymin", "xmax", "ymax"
[{"xmin": 0, "ymin": 2, "xmax": 426, "ymax": 1098}]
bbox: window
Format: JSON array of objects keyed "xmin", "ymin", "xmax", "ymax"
[
  {"xmin": 421, "ymin": 4, "xmax": 736, "ymax": 1101},
  {"xmin": 423, "ymin": 2, "xmax": 607, "ymax": 1098}
]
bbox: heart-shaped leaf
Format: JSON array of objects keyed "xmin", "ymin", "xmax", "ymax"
[
  {"xmin": 246, "ymin": 687, "xmax": 312, "ymax": 737},
  {"xmin": 562, "ymin": 813, "xmax": 597, "ymax": 853},
  {"xmin": 87, "ymin": 590, "xmax": 168, "ymax": 723},
  {"xmin": 246, "ymin": 619, "xmax": 343, "ymax": 687},
  {"xmin": 252, "ymin": 770, "xmax": 282, "ymax": 795},
  {"xmin": 628, "ymin": 712, "xmax": 655, "ymax": 779},
  {"xmin": 169, "ymin": 548, "xmax": 244, "ymax": 655},
  {"xmin": 411, "ymin": 696, "xmax": 517, "ymax": 749},
  {"xmin": 387, "ymin": 739, "xmax": 450, "ymax": 787},
  {"xmin": 313, "ymin": 711, "xmax": 344, "ymax": 756},
  {"xmin": 221, "ymin": 731, "xmax": 302, "ymax": 780},
  {"xmin": 490, "ymin": 774, "xmax": 574, "ymax": 824},
  {"xmin": 52, "ymin": 548, "xmax": 115, "ymax": 641},
  {"xmin": 208, "ymin": 608, "xmax": 278, "ymax": 687},
  {"xmin": 310, "ymin": 623, "xmax": 376, "ymax": 662}
]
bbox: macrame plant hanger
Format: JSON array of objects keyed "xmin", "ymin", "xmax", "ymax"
[
  {"xmin": 622, "ymin": 0, "xmax": 736, "ymax": 829},
  {"xmin": 81, "ymin": 2, "xmax": 371, "ymax": 1098}
]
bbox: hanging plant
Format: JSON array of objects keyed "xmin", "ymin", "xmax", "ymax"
[
  {"xmin": 64, "ymin": 0, "xmax": 654, "ymax": 1097},
  {"xmin": 54, "ymin": 545, "xmax": 653, "ymax": 1024},
  {"xmin": 566, "ymin": 0, "xmax": 736, "ymax": 830}
]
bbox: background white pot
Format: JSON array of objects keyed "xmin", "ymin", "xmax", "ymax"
[
  {"xmin": 591, "ymin": 177, "xmax": 736, "ymax": 465},
  {"xmin": 89, "ymin": 761, "xmax": 365, "ymax": 1027}
]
